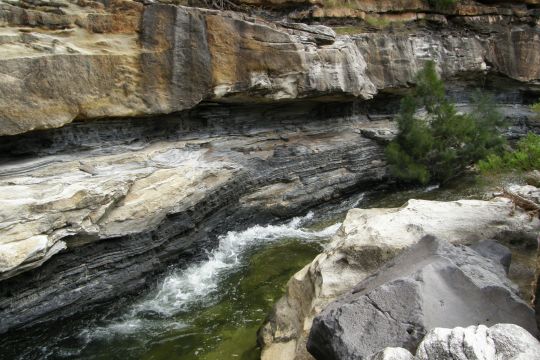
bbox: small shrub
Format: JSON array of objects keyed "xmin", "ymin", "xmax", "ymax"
[
  {"xmin": 386, "ymin": 61, "xmax": 506, "ymax": 185},
  {"xmin": 478, "ymin": 133, "xmax": 540, "ymax": 173},
  {"xmin": 365, "ymin": 16, "xmax": 390, "ymax": 28},
  {"xmin": 334, "ymin": 26, "xmax": 364, "ymax": 35},
  {"xmin": 532, "ymin": 102, "xmax": 540, "ymax": 116}
]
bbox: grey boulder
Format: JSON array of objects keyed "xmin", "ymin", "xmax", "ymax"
[{"xmin": 307, "ymin": 236, "xmax": 538, "ymax": 360}]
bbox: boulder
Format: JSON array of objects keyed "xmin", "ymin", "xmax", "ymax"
[
  {"xmin": 368, "ymin": 347, "xmax": 413, "ymax": 360},
  {"xmin": 307, "ymin": 236, "xmax": 538, "ymax": 360},
  {"xmin": 259, "ymin": 198, "xmax": 540, "ymax": 360},
  {"xmin": 373, "ymin": 324, "xmax": 540, "ymax": 360},
  {"xmin": 526, "ymin": 170, "xmax": 540, "ymax": 188},
  {"xmin": 415, "ymin": 324, "xmax": 540, "ymax": 360}
]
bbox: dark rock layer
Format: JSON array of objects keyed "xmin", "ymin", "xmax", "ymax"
[{"xmin": 0, "ymin": 100, "xmax": 387, "ymax": 334}]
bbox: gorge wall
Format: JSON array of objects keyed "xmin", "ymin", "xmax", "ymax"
[
  {"xmin": 1, "ymin": 0, "xmax": 539, "ymax": 136},
  {"xmin": 0, "ymin": 0, "xmax": 540, "ymax": 336}
]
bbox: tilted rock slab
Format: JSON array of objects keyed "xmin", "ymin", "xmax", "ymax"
[
  {"xmin": 306, "ymin": 236, "xmax": 538, "ymax": 359},
  {"xmin": 259, "ymin": 198, "xmax": 540, "ymax": 360}
]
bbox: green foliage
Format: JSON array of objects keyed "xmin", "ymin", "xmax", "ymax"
[
  {"xmin": 478, "ymin": 133, "xmax": 540, "ymax": 173},
  {"xmin": 365, "ymin": 16, "xmax": 391, "ymax": 28},
  {"xmin": 386, "ymin": 61, "xmax": 506, "ymax": 185},
  {"xmin": 334, "ymin": 26, "xmax": 364, "ymax": 35},
  {"xmin": 532, "ymin": 102, "xmax": 540, "ymax": 116}
]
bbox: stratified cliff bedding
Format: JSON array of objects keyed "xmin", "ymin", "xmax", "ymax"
[
  {"xmin": 0, "ymin": 0, "xmax": 539, "ymax": 336},
  {"xmin": 0, "ymin": 102, "xmax": 389, "ymax": 333}
]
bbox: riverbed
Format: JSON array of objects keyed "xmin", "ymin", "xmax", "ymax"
[{"xmin": 1, "ymin": 175, "xmax": 535, "ymax": 360}]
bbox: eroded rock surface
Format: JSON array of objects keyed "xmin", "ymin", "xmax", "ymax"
[
  {"xmin": 0, "ymin": 0, "xmax": 539, "ymax": 135},
  {"xmin": 372, "ymin": 324, "xmax": 540, "ymax": 360},
  {"xmin": 306, "ymin": 236, "xmax": 538, "ymax": 359},
  {"xmin": 415, "ymin": 324, "xmax": 540, "ymax": 360},
  {"xmin": 259, "ymin": 197, "xmax": 540, "ymax": 360}
]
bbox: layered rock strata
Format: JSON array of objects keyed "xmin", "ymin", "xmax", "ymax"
[{"xmin": 0, "ymin": 102, "xmax": 388, "ymax": 334}]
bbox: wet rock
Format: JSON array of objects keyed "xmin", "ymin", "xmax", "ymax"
[{"xmin": 307, "ymin": 236, "xmax": 538, "ymax": 360}]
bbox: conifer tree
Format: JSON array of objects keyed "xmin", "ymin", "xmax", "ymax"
[{"xmin": 386, "ymin": 61, "xmax": 506, "ymax": 185}]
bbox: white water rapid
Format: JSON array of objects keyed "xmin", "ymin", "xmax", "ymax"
[{"xmin": 80, "ymin": 212, "xmax": 341, "ymax": 341}]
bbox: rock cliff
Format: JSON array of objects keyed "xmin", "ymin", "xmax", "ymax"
[
  {"xmin": 0, "ymin": 0, "xmax": 540, "ymax": 338},
  {"xmin": 0, "ymin": 0, "xmax": 539, "ymax": 135}
]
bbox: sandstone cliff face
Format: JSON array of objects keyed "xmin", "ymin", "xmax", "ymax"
[
  {"xmin": 0, "ymin": 0, "xmax": 539, "ymax": 135},
  {"xmin": 0, "ymin": 1, "xmax": 377, "ymax": 136}
]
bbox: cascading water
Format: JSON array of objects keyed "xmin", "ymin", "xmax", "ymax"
[
  {"xmin": 17, "ymin": 211, "xmax": 341, "ymax": 360},
  {"xmin": 81, "ymin": 212, "xmax": 340, "ymax": 342}
]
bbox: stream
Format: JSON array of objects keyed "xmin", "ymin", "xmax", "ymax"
[{"xmin": 1, "ymin": 175, "xmax": 536, "ymax": 360}]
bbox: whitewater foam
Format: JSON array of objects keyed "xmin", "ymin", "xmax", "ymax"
[
  {"xmin": 80, "ymin": 212, "xmax": 341, "ymax": 339},
  {"xmin": 132, "ymin": 211, "xmax": 339, "ymax": 317}
]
